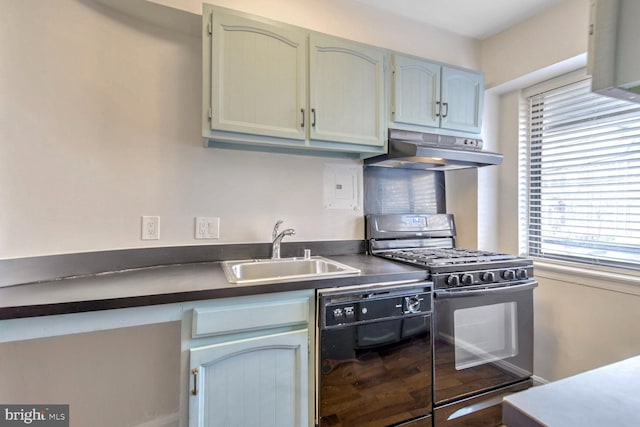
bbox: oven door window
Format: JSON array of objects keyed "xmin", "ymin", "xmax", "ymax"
[{"xmin": 453, "ymin": 302, "xmax": 518, "ymax": 370}]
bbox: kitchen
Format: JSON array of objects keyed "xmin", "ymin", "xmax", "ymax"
[{"xmin": 2, "ymin": 0, "xmax": 640, "ymax": 426}]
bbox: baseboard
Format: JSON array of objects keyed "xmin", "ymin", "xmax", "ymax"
[{"xmin": 133, "ymin": 413, "xmax": 179, "ymax": 427}]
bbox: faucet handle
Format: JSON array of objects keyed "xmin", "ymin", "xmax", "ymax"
[{"xmin": 272, "ymin": 220, "xmax": 284, "ymax": 240}]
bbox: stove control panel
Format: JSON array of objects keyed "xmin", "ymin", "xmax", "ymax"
[{"xmin": 434, "ymin": 266, "xmax": 534, "ymax": 289}]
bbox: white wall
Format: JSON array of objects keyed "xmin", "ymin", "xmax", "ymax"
[
  {"xmin": 481, "ymin": 0, "xmax": 589, "ymax": 89},
  {"xmin": 481, "ymin": 0, "xmax": 640, "ymax": 382},
  {"xmin": 0, "ymin": 0, "xmax": 480, "ymax": 259},
  {"xmin": 149, "ymin": 0, "xmax": 481, "ymax": 68},
  {"xmin": 0, "ymin": 321, "xmax": 181, "ymax": 427},
  {"xmin": 534, "ymin": 267, "xmax": 640, "ymax": 380}
]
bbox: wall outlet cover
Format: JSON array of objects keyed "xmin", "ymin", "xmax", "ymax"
[{"xmin": 141, "ymin": 216, "xmax": 160, "ymax": 240}]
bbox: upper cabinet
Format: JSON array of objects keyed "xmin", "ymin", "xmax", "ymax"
[
  {"xmin": 391, "ymin": 55, "xmax": 441, "ymax": 129},
  {"xmin": 202, "ymin": 5, "xmax": 486, "ymax": 159},
  {"xmin": 309, "ymin": 34, "xmax": 384, "ymax": 147},
  {"xmin": 207, "ymin": 10, "xmax": 307, "ymax": 142},
  {"xmin": 202, "ymin": 5, "xmax": 386, "ymax": 158},
  {"xmin": 391, "ymin": 54, "xmax": 484, "ymax": 135},
  {"xmin": 440, "ymin": 66, "xmax": 484, "ymax": 133}
]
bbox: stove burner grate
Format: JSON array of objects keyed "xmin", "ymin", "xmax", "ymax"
[{"xmin": 379, "ymin": 248, "xmax": 518, "ymax": 267}]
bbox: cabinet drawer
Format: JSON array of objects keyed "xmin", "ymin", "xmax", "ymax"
[{"xmin": 192, "ymin": 298, "xmax": 309, "ymax": 338}]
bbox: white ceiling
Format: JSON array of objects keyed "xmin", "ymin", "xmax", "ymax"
[{"xmin": 353, "ymin": 0, "xmax": 564, "ymax": 40}]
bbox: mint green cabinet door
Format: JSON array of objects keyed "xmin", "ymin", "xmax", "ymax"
[
  {"xmin": 206, "ymin": 7, "xmax": 306, "ymax": 141},
  {"xmin": 309, "ymin": 34, "xmax": 385, "ymax": 147},
  {"xmin": 441, "ymin": 66, "xmax": 484, "ymax": 133},
  {"xmin": 189, "ymin": 329, "xmax": 309, "ymax": 427},
  {"xmin": 391, "ymin": 55, "xmax": 441, "ymax": 128}
]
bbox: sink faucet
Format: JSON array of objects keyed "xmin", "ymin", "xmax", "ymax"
[{"xmin": 271, "ymin": 220, "xmax": 295, "ymax": 259}]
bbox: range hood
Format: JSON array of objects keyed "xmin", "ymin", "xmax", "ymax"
[
  {"xmin": 588, "ymin": 0, "xmax": 640, "ymax": 103},
  {"xmin": 364, "ymin": 129, "xmax": 503, "ymax": 171}
]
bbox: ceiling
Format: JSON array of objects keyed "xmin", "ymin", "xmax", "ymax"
[{"xmin": 352, "ymin": 0, "xmax": 564, "ymax": 40}]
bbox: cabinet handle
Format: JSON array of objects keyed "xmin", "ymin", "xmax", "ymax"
[
  {"xmin": 300, "ymin": 108, "xmax": 305, "ymax": 128},
  {"xmin": 442, "ymin": 102, "xmax": 449, "ymax": 118},
  {"xmin": 311, "ymin": 108, "xmax": 317, "ymax": 127},
  {"xmin": 191, "ymin": 368, "xmax": 198, "ymax": 396},
  {"xmin": 435, "ymin": 101, "xmax": 441, "ymax": 117}
]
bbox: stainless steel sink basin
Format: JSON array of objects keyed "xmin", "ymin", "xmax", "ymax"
[{"xmin": 222, "ymin": 256, "xmax": 361, "ymax": 284}]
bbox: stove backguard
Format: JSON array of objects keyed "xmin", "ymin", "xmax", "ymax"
[
  {"xmin": 363, "ymin": 166, "xmax": 446, "ymax": 216},
  {"xmin": 366, "ymin": 213, "xmax": 457, "ymax": 255}
]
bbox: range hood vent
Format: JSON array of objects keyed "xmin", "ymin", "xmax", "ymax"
[
  {"xmin": 364, "ymin": 129, "xmax": 503, "ymax": 171},
  {"xmin": 588, "ymin": 0, "xmax": 640, "ymax": 103}
]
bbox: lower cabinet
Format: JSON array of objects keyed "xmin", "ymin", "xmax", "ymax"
[
  {"xmin": 185, "ymin": 290, "xmax": 314, "ymax": 427},
  {"xmin": 190, "ymin": 330, "xmax": 308, "ymax": 427}
]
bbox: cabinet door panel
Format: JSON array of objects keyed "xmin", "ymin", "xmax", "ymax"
[
  {"xmin": 441, "ymin": 67, "xmax": 483, "ymax": 133},
  {"xmin": 210, "ymin": 11, "xmax": 306, "ymax": 140},
  {"xmin": 309, "ymin": 34, "xmax": 384, "ymax": 147},
  {"xmin": 392, "ymin": 55, "xmax": 441, "ymax": 128},
  {"xmin": 190, "ymin": 329, "xmax": 309, "ymax": 427}
]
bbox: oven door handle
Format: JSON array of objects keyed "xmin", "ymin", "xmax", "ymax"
[{"xmin": 434, "ymin": 281, "xmax": 538, "ymax": 299}]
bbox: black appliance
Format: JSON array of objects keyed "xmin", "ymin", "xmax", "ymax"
[
  {"xmin": 367, "ymin": 213, "xmax": 537, "ymax": 427},
  {"xmin": 317, "ymin": 282, "xmax": 433, "ymax": 427}
]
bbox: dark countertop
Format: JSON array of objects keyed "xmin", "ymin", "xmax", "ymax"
[
  {"xmin": 0, "ymin": 254, "xmax": 428, "ymax": 320},
  {"xmin": 503, "ymin": 355, "xmax": 640, "ymax": 427}
]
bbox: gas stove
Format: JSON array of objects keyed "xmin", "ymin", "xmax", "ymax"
[{"xmin": 366, "ymin": 214, "xmax": 534, "ymax": 289}]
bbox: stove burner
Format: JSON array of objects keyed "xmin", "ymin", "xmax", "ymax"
[{"xmin": 379, "ymin": 248, "xmax": 518, "ymax": 267}]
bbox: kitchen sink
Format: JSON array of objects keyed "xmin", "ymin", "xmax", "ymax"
[{"xmin": 221, "ymin": 256, "xmax": 361, "ymax": 284}]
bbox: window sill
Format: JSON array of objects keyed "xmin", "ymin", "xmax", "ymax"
[{"xmin": 533, "ymin": 258, "xmax": 640, "ymax": 296}]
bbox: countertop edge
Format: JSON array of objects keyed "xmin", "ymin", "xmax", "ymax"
[{"xmin": 0, "ymin": 240, "xmax": 366, "ymax": 287}]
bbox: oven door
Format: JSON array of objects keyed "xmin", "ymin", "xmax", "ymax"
[{"xmin": 433, "ymin": 280, "xmax": 536, "ymax": 406}]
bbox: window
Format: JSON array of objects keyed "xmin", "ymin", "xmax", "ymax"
[{"xmin": 522, "ymin": 74, "xmax": 640, "ymax": 269}]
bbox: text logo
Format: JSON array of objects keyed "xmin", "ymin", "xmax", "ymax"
[{"xmin": 0, "ymin": 405, "xmax": 68, "ymax": 427}]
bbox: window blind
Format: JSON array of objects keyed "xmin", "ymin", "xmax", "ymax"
[{"xmin": 526, "ymin": 77, "xmax": 640, "ymax": 269}]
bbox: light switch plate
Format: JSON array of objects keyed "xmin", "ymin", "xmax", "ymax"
[{"xmin": 195, "ymin": 217, "xmax": 220, "ymax": 239}]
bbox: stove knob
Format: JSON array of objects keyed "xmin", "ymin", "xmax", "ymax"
[
  {"xmin": 517, "ymin": 269, "xmax": 528, "ymax": 280},
  {"xmin": 447, "ymin": 275, "xmax": 460, "ymax": 287},
  {"xmin": 405, "ymin": 296, "xmax": 421, "ymax": 313},
  {"xmin": 461, "ymin": 273, "xmax": 474, "ymax": 285},
  {"xmin": 481, "ymin": 271, "xmax": 496, "ymax": 282},
  {"xmin": 332, "ymin": 308, "xmax": 344, "ymax": 320},
  {"xmin": 502, "ymin": 270, "xmax": 516, "ymax": 281}
]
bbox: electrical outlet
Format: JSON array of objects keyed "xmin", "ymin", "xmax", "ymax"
[
  {"xmin": 195, "ymin": 217, "xmax": 220, "ymax": 239},
  {"xmin": 141, "ymin": 216, "xmax": 160, "ymax": 240}
]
